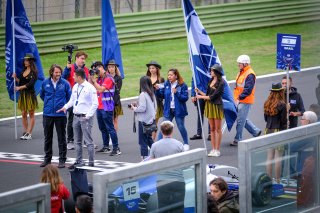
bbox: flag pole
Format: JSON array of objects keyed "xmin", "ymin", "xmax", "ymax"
[
  {"xmin": 11, "ymin": 0, "xmax": 17, "ymax": 140},
  {"xmin": 182, "ymin": 1, "xmax": 207, "ymax": 152}
]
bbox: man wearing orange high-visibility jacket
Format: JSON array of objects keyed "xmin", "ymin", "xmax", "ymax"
[{"xmin": 230, "ymin": 55, "xmax": 261, "ymax": 146}]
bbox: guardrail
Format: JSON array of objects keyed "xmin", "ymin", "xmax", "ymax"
[
  {"xmin": 0, "ymin": 0, "xmax": 320, "ymax": 57},
  {"xmin": 239, "ymin": 122, "xmax": 320, "ymax": 212},
  {"xmin": 0, "ymin": 183, "xmax": 50, "ymax": 213}
]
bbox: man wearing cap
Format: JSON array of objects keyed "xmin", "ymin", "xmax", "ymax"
[
  {"xmin": 39, "ymin": 64, "xmax": 72, "ymax": 168},
  {"xmin": 62, "ymin": 51, "xmax": 90, "ymax": 150},
  {"xmin": 231, "ymin": 55, "xmax": 261, "ymax": 146},
  {"xmin": 89, "ymin": 60, "xmax": 121, "ymax": 156},
  {"xmin": 57, "ymin": 69, "xmax": 98, "ymax": 168}
]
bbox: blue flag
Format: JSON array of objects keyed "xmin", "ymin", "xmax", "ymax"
[
  {"xmin": 101, "ymin": 0, "xmax": 124, "ymax": 78},
  {"xmin": 5, "ymin": 0, "xmax": 44, "ymax": 101},
  {"xmin": 182, "ymin": 0, "xmax": 237, "ymax": 131}
]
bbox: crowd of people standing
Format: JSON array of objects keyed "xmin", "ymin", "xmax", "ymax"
[{"xmin": 12, "ymin": 51, "xmax": 319, "ymax": 170}]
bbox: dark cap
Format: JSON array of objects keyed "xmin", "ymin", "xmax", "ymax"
[
  {"xmin": 270, "ymin": 82, "xmax": 284, "ymax": 92},
  {"xmin": 106, "ymin": 59, "xmax": 119, "ymax": 67},
  {"xmin": 23, "ymin": 53, "xmax": 36, "ymax": 61},
  {"xmin": 146, "ymin": 60, "xmax": 161, "ymax": 69},
  {"xmin": 210, "ymin": 64, "xmax": 223, "ymax": 76}
]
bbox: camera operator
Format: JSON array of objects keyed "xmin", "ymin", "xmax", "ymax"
[
  {"xmin": 89, "ymin": 61, "xmax": 121, "ymax": 156},
  {"xmin": 62, "ymin": 51, "xmax": 89, "ymax": 150}
]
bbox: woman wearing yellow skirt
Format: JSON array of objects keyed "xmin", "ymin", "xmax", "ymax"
[
  {"xmin": 196, "ymin": 64, "xmax": 224, "ymax": 157},
  {"xmin": 12, "ymin": 53, "xmax": 38, "ymax": 140},
  {"xmin": 106, "ymin": 60, "xmax": 123, "ymax": 131},
  {"xmin": 146, "ymin": 60, "xmax": 164, "ymax": 140}
]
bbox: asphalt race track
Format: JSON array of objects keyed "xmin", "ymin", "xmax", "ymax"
[{"xmin": 1, "ymin": 67, "xmax": 319, "ymax": 212}]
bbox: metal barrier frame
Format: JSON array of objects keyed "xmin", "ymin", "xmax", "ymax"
[
  {"xmin": 239, "ymin": 122, "xmax": 320, "ymax": 212},
  {"xmin": 0, "ymin": 183, "xmax": 51, "ymax": 212},
  {"xmin": 93, "ymin": 148, "xmax": 207, "ymax": 213}
]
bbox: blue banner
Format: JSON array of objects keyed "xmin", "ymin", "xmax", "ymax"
[
  {"xmin": 277, "ymin": 33, "xmax": 301, "ymax": 71},
  {"xmin": 101, "ymin": 0, "xmax": 124, "ymax": 78},
  {"xmin": 182, "ymin": 0, "xmax": 237, "ymax": 131},
  {"xmin": 5, "ymin": 0, "xmax": 44, "ymax": 101}
]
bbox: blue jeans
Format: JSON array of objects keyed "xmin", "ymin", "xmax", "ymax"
[
  {"xmin": 96, "ymin": 109, "xmax": 118, "ymax": 150},
  {"xmin": 138, "ymin": 122, "xmax": 154, "ymax": 157},
  {"xmin": 158, "ymin": 110, "xmax": 189, "ymax": 145},
  {"xmin": 234, "ymin": 103, "xmax": 260, "ymax": 142}
]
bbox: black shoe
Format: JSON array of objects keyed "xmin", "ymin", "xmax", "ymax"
[
  {"xmin": 255, "ymin": 130, "xmax": 262, "ymax": 137},
  {"xmin": 40, "ymin": 161, "xmax": 51, "ymax": 167},
  {"xmin": 68, "ymin": 162, "xmax": 84, "ymax": 170},
  {"xmin": 88, "ymin": 162, "xmax": 94, "ymax": 167},
  {"xmin": 110, "ymin": 148, "xmax": 121, "ymax": 156},
  {"xmin": 189, "ymin": 134, "xmax": 202, "ymax": 140},
  {"xmin": 207, "ymin": 134, "xmax": 211, "ymax": 141},
  {"xmin": 230, "ymin": 141, "xmax": 238, "ymax": 146},
  {"xmin": 57, "ymin": 162, "xmax": 65, "ymax": 168},
  {"xmin": 97, "ymin": 147, "xmax": 111, "ymax": 153}
]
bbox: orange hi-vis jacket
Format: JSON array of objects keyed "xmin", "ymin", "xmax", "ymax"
[{"xmin": 234, "ymin": 66, "xmax": 256, "ymax": 104}]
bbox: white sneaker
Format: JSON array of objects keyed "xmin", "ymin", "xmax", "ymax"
[
  {"xmin": 208, "ymin": 150, "xmax": 215, "ymax": 157},
  {"xmin": 67, "ymin": 143, "xmax": 75, "ymax": 150},
  {"xmin": 215, "ymin": 150, "xmax": 221, "ymax": 157},
  {"xmin": 23, "ymin": 133, "xmax": 32, "ymax": 140},
  {"xmin": 183, "ymin": 144, "xmax": 190, "ymax": 151}
]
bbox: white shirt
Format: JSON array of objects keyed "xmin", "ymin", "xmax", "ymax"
[
  {"xmin": 51, "ymin": 78, "xmax": 57, "ymax": 89},
  {"xmin": 170, "ymin": 81, "xmax": 178, "ymax": 109},
  {"xmin": 64, "ymin": 80, "xmax": 98, "ymax": 118}
]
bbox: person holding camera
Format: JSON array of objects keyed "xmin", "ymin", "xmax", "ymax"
[
  {"xmin": 62, "ymin": 51, "xmax": 89, "ymax": 150},
  {"xmin": 90, "ymin": 61, "xmax": 121, "ymax": 156},
  {"xmin": 129, "ymin": 76, "xmax": 157, "ymax": 160},
  {"xmin": 106, "ymin": 60, "xmax": 123, "ymax": 132}
]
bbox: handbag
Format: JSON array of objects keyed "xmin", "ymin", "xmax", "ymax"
[{"xmin": 142, "ymin": 120, "xmax": 157, "ymax": 134}]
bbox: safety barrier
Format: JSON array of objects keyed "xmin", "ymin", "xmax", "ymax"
[
  {"xmin": 239, "ymin": 122, "xmax": 320, "ymax": 212},
  {"xmin": 0, "ymin": 0, "xmax": 320, "ymax": 57},
  {"xmin": 0, "ymin": 183, "xmax": 50, "ymax": 212}
]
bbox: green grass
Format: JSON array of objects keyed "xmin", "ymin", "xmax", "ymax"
[{"xmin": 0, "ymin": 21, "xmax": 319, "ymax": 118}]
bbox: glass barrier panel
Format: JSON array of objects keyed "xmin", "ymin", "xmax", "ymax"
[
  {"xmin": 106, "ymin": 166, "xmax": 196, "ymax": 212},
  {"xmin": 251, "ymin": 136, "xmax": 319, "ymax": 213},
  {"xmin": 1, "ymin": 202, "xmax": 38, "ymax": 213}
]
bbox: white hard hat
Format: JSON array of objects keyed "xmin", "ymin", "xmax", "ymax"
[{"xmin": 237, "ymin": 55, "xmax": 250, "ymax": 64}]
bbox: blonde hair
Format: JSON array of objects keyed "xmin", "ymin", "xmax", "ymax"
[{"xmin": 40, "ymin": 164, "xmax": 63, "ymax": 193}]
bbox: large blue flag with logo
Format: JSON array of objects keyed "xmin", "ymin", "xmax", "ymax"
[
  {"xmin": 5, "ymin": 0, "xmax": 44, "ymax": 101},
  {"xmin": 182, "ymin": 0, "xmax": 237, "ymax": 131},
  {"xmin": 102, "ymin": 0, "xmax": 124, "ymax": 78}
]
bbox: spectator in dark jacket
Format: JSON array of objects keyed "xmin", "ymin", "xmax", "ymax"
[
  {"xmin": 40, "ymin": 64, "xmax": 71, "ymax": 168},
  {"xmin": 264, "ymin": 82, "xmax": 287, "ymax": 183},
  {"xmin": 209, "ymin": 177, "xmax": 239, "ymax": 213},
  {"xmin": 281, "ymin": 76, "xmax": 305, "ymax": 128}
]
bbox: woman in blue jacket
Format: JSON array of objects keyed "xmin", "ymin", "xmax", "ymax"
[{"xmin": 155, "ymin": 68, "xmax": 190, "ymax": 150}]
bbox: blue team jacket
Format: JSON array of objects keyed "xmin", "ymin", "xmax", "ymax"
[
  {"xmin": 155, "ymin": 80, "xmax": 189, "ymax": 118},
  {"xmin": 40, "ymin": 77, "xmax": 72, "ymax": 117}
]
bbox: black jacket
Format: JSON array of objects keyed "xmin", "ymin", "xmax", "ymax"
[
  {"xmin": 286, "ymin": 87, "xmax": 305, "ymax": 128},
  {"xmin": 206, "ymin": 78, "xmax": 224, "ymax": 105},
  {"xmin": 264, "ymin": 102, "xmax": 287, "ymax": 131}
]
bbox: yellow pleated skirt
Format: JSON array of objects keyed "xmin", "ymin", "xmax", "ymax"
[
  {"xmin": 18, "ymin": 90, "xmax": 38, "ymax": 111},
  {"xmin": 204, "ymin": 101, "xmax": 224, "ymax": 119}
]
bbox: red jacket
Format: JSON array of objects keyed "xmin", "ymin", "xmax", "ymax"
[
  {"xmin": 67, "ymin": 64, "xmax": 89, "ymax": 88},
  {"xmin": 51, "ymin": 184, "xmax": 70, "ymax": 213}
]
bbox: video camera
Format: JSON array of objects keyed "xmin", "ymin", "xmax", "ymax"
[{"xmin": 62, "ymin": 44, "xmax": 78, "ymax": 64}]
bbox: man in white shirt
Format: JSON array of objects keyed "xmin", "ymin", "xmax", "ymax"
[{"xmin": 57, "ymin": 68, "xmax": 98, "ymax": 168}]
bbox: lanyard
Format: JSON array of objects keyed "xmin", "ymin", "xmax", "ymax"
[{"xmin": 75, "ymin": 85, "xmax": 84, "ymax": 106}]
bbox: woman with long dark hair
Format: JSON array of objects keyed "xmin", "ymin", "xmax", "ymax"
[
  {"xmin": 129, "ymin": 76, "xmax": 157, "ymax": 160},
  {"xmin": 264, "ymin": 82, "xmax": 287, "ymax": 183},
  {"xmin": 196, "ymin": 64, "xmax": 225, "ymax": 157},
  {"xmin": 146, "ymin": 60, "xmax": 164, "ymax": 140},
  {"xmin": 12, "ymin": 53, "xmax": 38, "ymax": 140},
  {"xmin": 155, "ymin": 68, "xmax": 190, "ymax": 150}
]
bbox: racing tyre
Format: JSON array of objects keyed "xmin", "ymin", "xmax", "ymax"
[{"xmin": 252, "ymin": 172, "xmax": 272, "ymax": 206}]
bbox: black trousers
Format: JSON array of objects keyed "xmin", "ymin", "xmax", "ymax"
[
  {"xmin": 67, "ymin": 107, "xmax": 74, "ymax": 142},
  {"xmin": 156, "ymin": 180, "xmax": 185, "ymax": 213},
  {"xmin": 43, "ymin": 115, "xmax": 67, "ymax": 163},
  {"xmin": 195, "ymin": 99, "xmax": 210, "ymax": 135}
]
